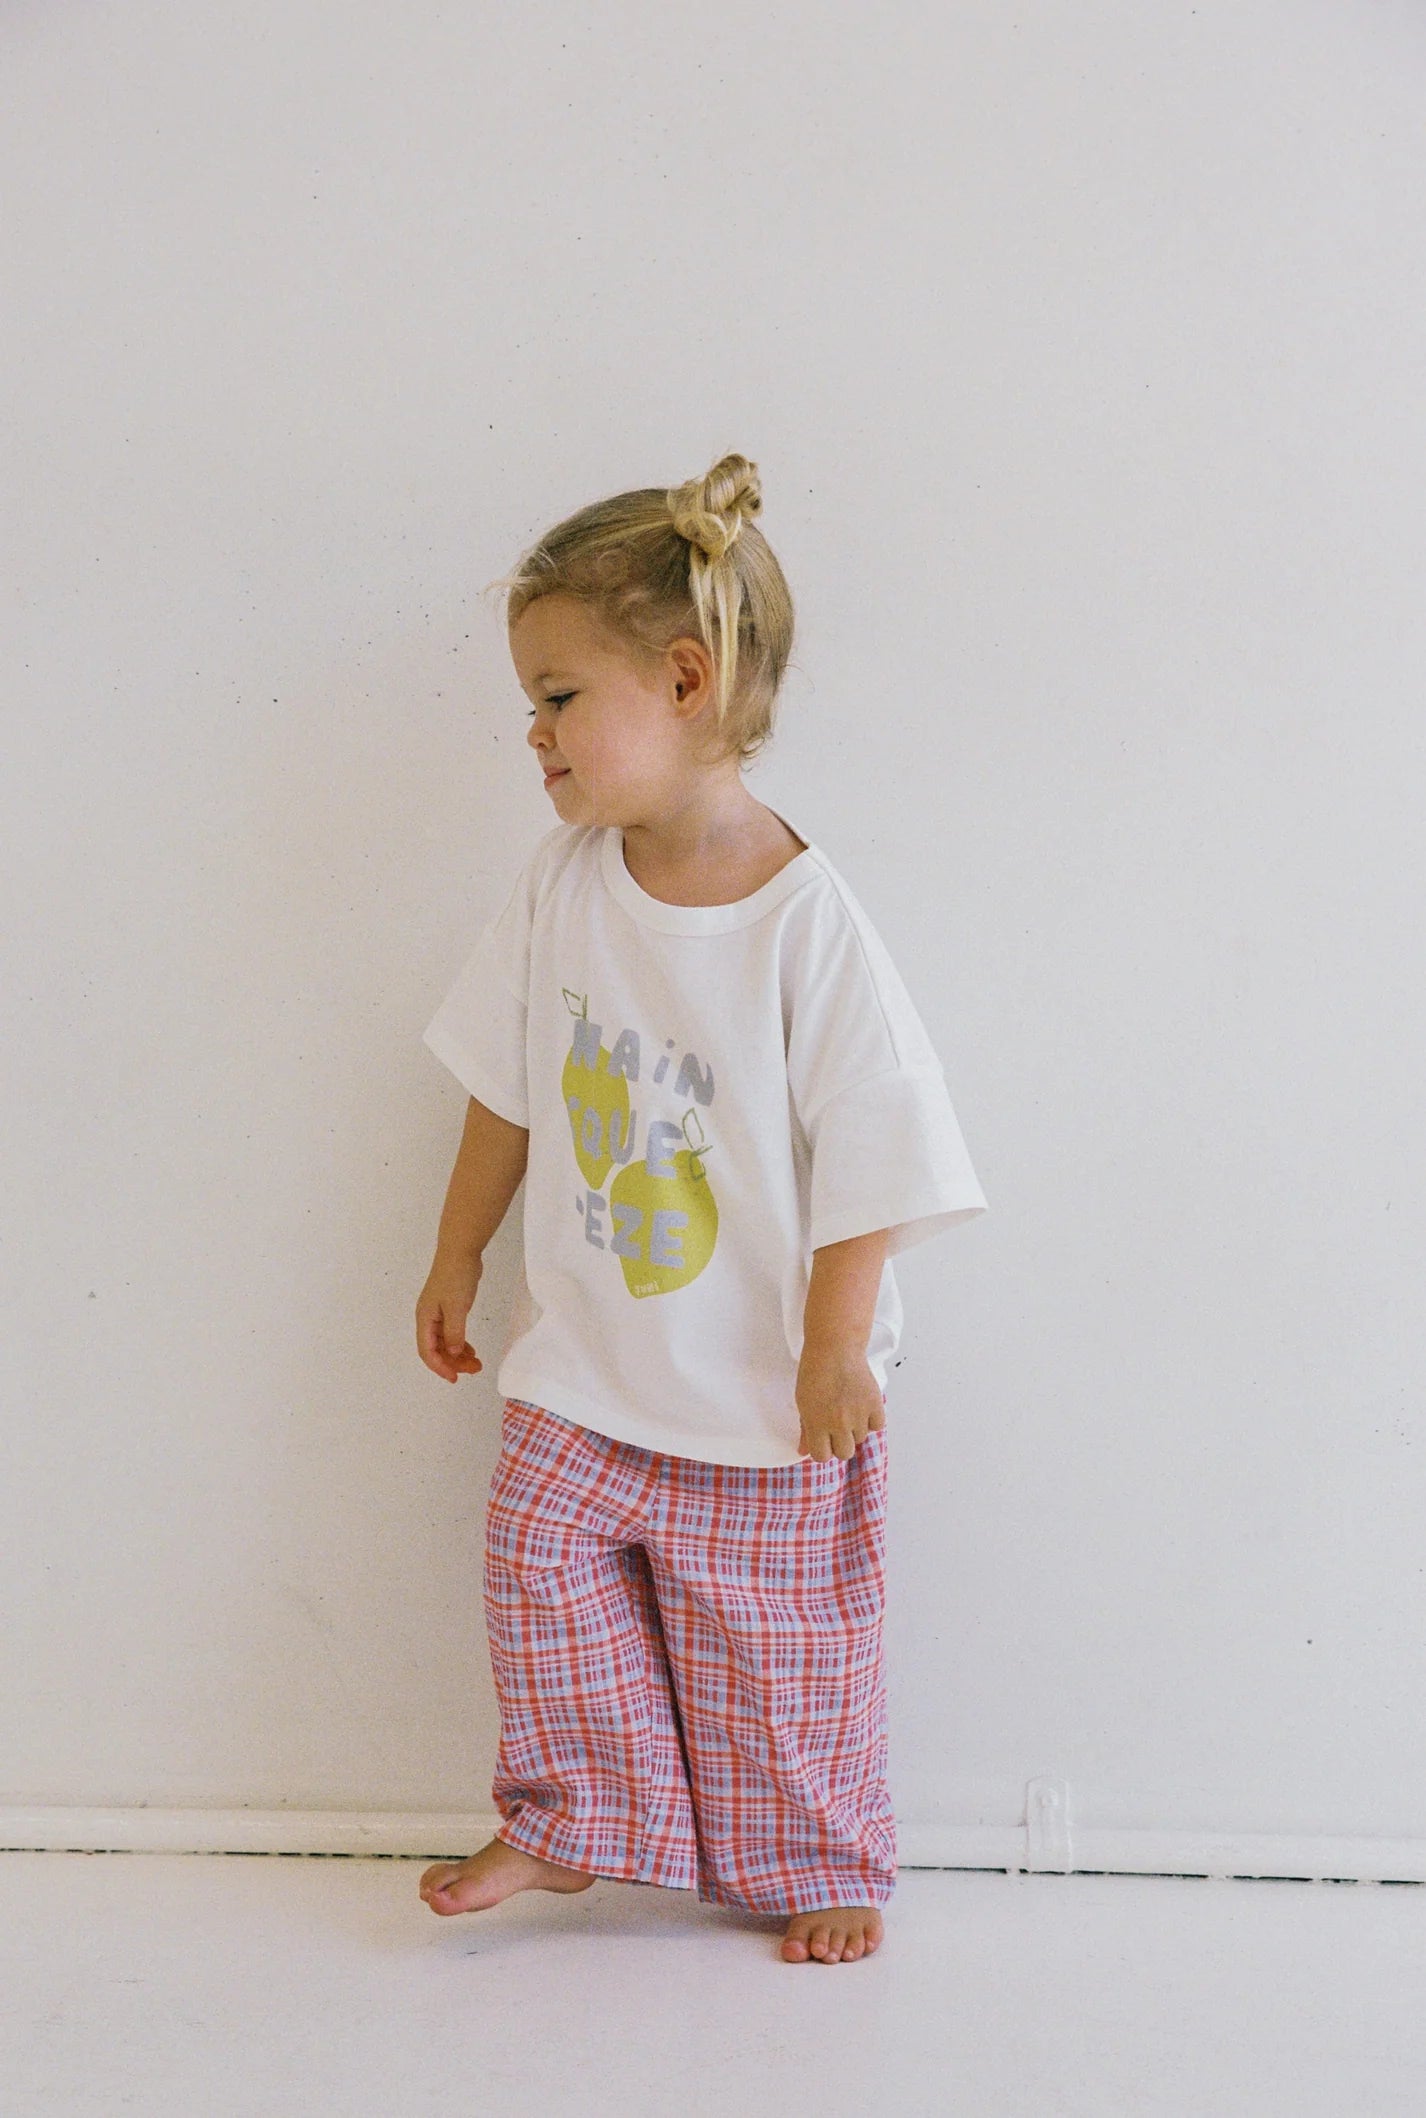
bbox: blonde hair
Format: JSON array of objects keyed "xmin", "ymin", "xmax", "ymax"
[{"xmin": 487, "ymin": 451, "xmax": 796, "ymax": 769}]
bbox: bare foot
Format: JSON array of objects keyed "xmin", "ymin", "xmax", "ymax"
[
  {"xmin": 420, "ymin": 1836, "xmax": 597, "ymax": 1916},
  {"xmin": 780, "ymin": 1904, "xmax": 884, "ymax": 1963}
]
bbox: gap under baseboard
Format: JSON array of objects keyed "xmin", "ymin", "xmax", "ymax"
[{"xmin": 0, "ymin": 1807, "xmax": 1421, "ymax": 1884}]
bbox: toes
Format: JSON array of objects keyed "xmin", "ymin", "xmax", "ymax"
[
  {"xmin": 421, "ymin": 1861, "xmax": 473, "ymax": 1914},
  {"xmin": 785, "ymin": 1908, "xmax": 885, "ymax": 1964}
]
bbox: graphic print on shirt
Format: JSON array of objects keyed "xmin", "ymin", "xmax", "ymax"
[{"xmin": 560, "ymin": 986, "xmax": 719, "ymax": 1299}]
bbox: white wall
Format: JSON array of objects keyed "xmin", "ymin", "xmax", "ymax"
[{"xmin": 4, "ymin": 0, "xmax": 1423, "ymax": 1868}]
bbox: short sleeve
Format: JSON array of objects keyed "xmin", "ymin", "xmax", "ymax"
[
  {"xmin": 786, "ymin": 882, "xmax": 989, "ymax": 1256},
  {"xmin": 803, "ymin": 1063, "xmax": 989, "ymax": 1255},
  {"xmin": 421, "ymin": 857, "xmax": 539, "ymax": 1128}
]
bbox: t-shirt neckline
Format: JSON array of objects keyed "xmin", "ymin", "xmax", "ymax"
[{"xmin": 599, "ymin": 807, "xmax": 818, "ymax": 934}]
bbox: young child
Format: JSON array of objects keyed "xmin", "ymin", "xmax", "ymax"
[{"xmin": 414, "ymin": 452, "xmax": 988, "ymax": 1965}]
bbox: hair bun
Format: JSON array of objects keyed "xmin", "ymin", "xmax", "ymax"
[{"xmin": 667, "ymin": 451, "xmax": 762, "ymax": 564}]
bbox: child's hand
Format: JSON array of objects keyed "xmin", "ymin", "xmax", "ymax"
[
  {"xmin": 416, "ymin": 1254, "xmax": 486, "ymax": 1383},
  {"xmin": 794, "ymin": 1346, "xmax": 886, "ymax": 1461}
]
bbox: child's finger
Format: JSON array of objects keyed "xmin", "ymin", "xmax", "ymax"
[
  {"xmin": 417, "ymin": 1315, "xmax": 452, "ymax": 1374},
  {"xmin": 440, "ymin": 1314, "xmax": 471, "ymax": 1355},
  {"xmin": 442, "ymin": 1322, "xmax": 482, "ymax": 1373}
]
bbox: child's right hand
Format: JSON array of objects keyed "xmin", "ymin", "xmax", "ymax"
[{"xmin": 416, "ymin": 1254, "xmax": 485, "ymax": 1383}]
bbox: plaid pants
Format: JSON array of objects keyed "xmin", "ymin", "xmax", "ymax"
[{"xmin": 482, "ymin": 1395, "xmax": 897, "ymax": 1917}]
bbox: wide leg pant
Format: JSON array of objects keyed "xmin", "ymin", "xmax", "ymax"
[{"xmin": 481, "ymin": 1395, "xmax": 897, "ymax": 1917}]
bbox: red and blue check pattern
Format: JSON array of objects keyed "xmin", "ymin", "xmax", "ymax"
[{"xmin": 482, "ymin": 1396, "xmax": 897, "ymax": 1916}]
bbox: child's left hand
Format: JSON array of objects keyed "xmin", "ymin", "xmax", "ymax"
[{"xmin": 795, "ymin": 1346, "xmax": 886, "ymax": 1461}]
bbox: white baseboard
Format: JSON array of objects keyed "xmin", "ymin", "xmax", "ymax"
[
  {"xmin": 0, "ymin": 1808, "xmax": 500, "ymax": 1858},
  {"xmin": 0, "ymin": 1807, "xmax": 1421, "ymax": 1883}
]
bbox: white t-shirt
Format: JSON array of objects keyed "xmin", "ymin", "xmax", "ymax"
[{"xmin": 422, "ymin": 809, "xmax": 989, "ymax": 1465}]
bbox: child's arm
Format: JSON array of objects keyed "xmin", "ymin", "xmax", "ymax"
[
  {"xmin": 416, "ymin": 1096, "xmax": 529, "ymax": 1384},
  {"xmin": 795, "ymin": 1228, "xmax": 891, "ymax": 1460},
  {"xmin": 436, "ymin": 1094, "xmax": 529, "ymax": 1263}
]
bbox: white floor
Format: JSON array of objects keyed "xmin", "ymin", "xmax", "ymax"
[{"xmin": 0, "ymin": 1853, "xmax": 1420, "ymax": 2116}]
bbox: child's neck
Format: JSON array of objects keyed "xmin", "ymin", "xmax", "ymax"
[{"xmin": 618, "ymin": 797, "xmax": 807, "ymax": 908}]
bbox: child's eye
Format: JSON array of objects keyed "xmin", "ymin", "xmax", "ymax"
[{"xmin": 526, "ymin": 693, "xmax": 574, "ymax": 716}]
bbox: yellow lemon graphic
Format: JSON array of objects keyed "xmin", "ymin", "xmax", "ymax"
[
  {"xmin": 610, "ymin": 1148, "xmax": 718, "ymax": 1298},
  {"xmin": 561, "ymin": 1001, "xmax": 632, "ymax": 1191}
]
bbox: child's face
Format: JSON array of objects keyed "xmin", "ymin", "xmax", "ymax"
[{"xmin": 510, "ymin": 593, "xmax": 717, "ymax": 826}]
